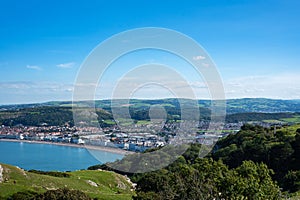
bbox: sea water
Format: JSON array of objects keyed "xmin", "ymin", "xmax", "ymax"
[{"xmin": 0, "ymin": 141, "xmax": 123, "ymax": 171}]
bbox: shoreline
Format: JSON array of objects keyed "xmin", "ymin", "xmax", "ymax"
[{"xmin": 0, "ymin": 139, "xmax": 134, "ymax": 156}]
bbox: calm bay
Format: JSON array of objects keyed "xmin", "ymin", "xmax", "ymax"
[{"xmin": 0, "ymin": 141, "xmax": 124, "ymax": 171}]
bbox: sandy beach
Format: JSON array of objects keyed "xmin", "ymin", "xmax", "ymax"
[{"xmin": 0, "ymin": 139, "xmax": 134, "ymax": 155}]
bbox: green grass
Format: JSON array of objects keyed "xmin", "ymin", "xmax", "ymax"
[
  {"xmin": 130, "ymin": 103, "xmax": 150, "ymax": 108},
  {"xmin": 289, "ymin": 192, "xmax": 300, "ymax": 200},
  {"xmin": 103, "ymin": 120, "xmax": 116, "ymax": 125},
  {"xmin": 60, "ymin": 103, "xmax": 77, "ymax": 107},
  {"xmin": 262, "ymin": 119, "xmax": 284, "ymax": 123},
  {"xmin": 115, "ymin": 118, "xmax": 134, "ymax": 126},
  {"xmin": 0, "ymin": 163, "xmax": 134, "ymax": 200},
  {"xmin": 136, "ymin": 120, "xmax": 151, "ymax": 125},
  {"xmin": 277, "ymin": 124, "xmax": 300, "ymax": 133},
  {"xmin": 161, "ymin": 103, "xmax": 175, "ymax": 107},
  {"xmin": 281, "ymin": 115, "xmax": 300, "ymax": 123}
]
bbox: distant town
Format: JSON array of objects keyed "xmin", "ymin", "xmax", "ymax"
[{"xmin": 0, "ymin": 119, "xmax": 284, "ymax": 152}]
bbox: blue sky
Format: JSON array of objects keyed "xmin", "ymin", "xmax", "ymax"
[{"xmin": 0, "ymin": 0, "xmax": 300, "ymax": 104}]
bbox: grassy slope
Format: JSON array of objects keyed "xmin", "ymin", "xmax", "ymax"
[
  {"xmin": 0, "ymin": 163, "xmax": 134, "ymax": 200},
  {"xmin": 277, "ymin": 123, "xmax": 300, "ymax": 133}
]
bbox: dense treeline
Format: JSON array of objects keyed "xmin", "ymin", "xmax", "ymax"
[
  {"xmin": 225, "ymin": 112, "xmax": 295, "ymax": 123},
  {"xmin": 89, "ymin": 124, "xmax": 300, "ymax": 199},
  {"xmin": 1, "ymin": 104, "xmax": 298, "ymax": 127},
  {"xmin": 133, "ymin": 159, "xmax": 280, "ymax": 200},
  {"xmin": 93, "ymin": 144, "xmax": 282, "ymax": 199},
  {"xmin": 211, "ymin": 124, "xmax": 300, "ymax": 192},
  {"xmin": 0, "ymin": 106, "xmax": 113, "ymax": 127},
  {"xmin": 0, "ymin": 107, "xmax": 74, "ymax": 126},
  {"xmin": 130, "ymin": 137, "xmax": 285, "ymax": 199},
  {"xmin": 107, "ymin": 104, "xmax": 210, "ymax": 121}
]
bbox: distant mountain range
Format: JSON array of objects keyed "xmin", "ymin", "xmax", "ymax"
[{"xmin": 1, "ymin": 98, "xmax": 300, "ymax": 114}]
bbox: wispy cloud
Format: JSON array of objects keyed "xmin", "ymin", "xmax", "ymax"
[
  {"xmin": 0, "ymin": 81, "xmax": 74, "ymax": 104},
  {"xmin": 0, "ymin": 81, "xmax": 74, "ymax": 91},
  {"xmin": 193, "ymin": 55, "xmax": 206, "ymax": 60},
  {"xmin": 56, "ymin": 62, "xmax": 75, "ymax": 68},
  {"xmin": 26, "ymin": 65, "xmax": 42, "ymax": 70},
  {"xmin": 1, "ymin": 72, "xmax": 299, "ymax": 105},
  {"xmin": 224, "ymin": 73, "xmax": 300, "ymax": 99},
  {"xmin": 202, "ymin": 63, "xmax": 210, "ymax": 67}
]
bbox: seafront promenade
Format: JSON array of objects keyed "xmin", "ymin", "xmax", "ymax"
[{"xmin": 0, "ymin": 139, "xmax": 134, "ymax": 155}]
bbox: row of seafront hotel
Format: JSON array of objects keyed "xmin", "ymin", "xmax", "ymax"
[
  {"xmin": 0, "ymin": 124, "xmax": 225, "ymax": 152},
  {"xmin": 0, "ymin": 125, "xmax": 166, "ymax": 152},
  {"xmin": 0, "ymin": 120, "xmax": 278, "ymax": 152}
]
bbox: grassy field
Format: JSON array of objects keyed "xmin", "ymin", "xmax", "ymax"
[
  {"xmin": 261, "ymin": 115, "xmax": 300, "ymax": 124},
  {"xmin": 262, "ymin": 119, "xmax": 284, "ymax": 123},
  {"xmin": 136, "ymin": 120, "xmax": 151, "ymax": 125},
  {"xmin": 281, "ymin": 115, "xmax": 300, "ymax": 123},
  {"xmin": 0, "ymin": 163, "xmax": 134, "ymax": 200}
]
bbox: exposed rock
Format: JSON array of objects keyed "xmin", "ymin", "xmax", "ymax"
[
  {"xmin": 16, "ymin": 166, "xmax": 27, "ymax": 176},
  {"xmin": 115, "ymin": 175, "xmax": 128, "ymax": 190},
  {"xmin": 86, "ymin": 180, "xmax": 98, "ymax": 187},
  {"xmin": 117, "ymin": 182, "xmax": 126, "ymax": 190},
  {"xmin": 0, "ymin": 165, "xmax": 3, "ymax": 183},
  {"xmin": 124, "ymin": 175, "xmax": 136, "ymax": 189}
]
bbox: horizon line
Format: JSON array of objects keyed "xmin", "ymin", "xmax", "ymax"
[{"xmin": 1, "ymin": 97, "xmax": 300, "ymax": 106}]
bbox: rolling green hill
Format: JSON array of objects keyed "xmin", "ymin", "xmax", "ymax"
[
  {"xmin": 2, "ymin": 98, "xmax": 300, "ymax": 113},
  {"xmin": 0, "ymin": 163, "xmax": 134, "ymax": 200},
  {"xmin": 1, "ymin": 98, "xmax": 300, "ymax": 127}
]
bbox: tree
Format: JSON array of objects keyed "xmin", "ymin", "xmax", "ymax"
[
  {"xmin": 283, "ymin": 170, "xmax": 300, "ymax": 193},
  {"xmin": 221, "ymin": 161, "xmax": 280, "ymax": 200},
  {"xmin": 269, "ymin": 142, "xmax": 294, "ymax": 176}
]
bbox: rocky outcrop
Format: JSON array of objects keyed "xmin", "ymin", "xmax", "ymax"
[
  {"xmin": 86, "ymin": 180, "xmax": 98, "ymax": 187},
  {"xmin": 0, "ymin": 164, "xmax": 3, "ymax": 183}
]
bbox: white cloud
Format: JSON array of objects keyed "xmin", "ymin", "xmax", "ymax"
[
  {"xmin": 1, "ymin": 72, "xmax": 299, "ymax": 105},
  {"xmin": 94, "ymin": 79, "xmax": 211, "ymax": 100},
  {"xmin": 202, "ymin": 63, "xmax": 210, "ymax": 67},
  {"xmin": 0, "ymin": 81, "xmax": 74, "ymax": 104},
  {"xmin": 0, "ymin": 82, "xmax": 74, "ymax": 92},
  {"xmin": 224, "ymin": 73, "xmax": 300, "ymax": 99},
  {"xmin": 56, "ymin": 62, "xmax": 75, "ymax": 68},
  {"xmin": 193, "ymin": 55, "xmax": 206, "ymax": 60},
  {"xmin": 26, "ymin": 65, "xmax": 42, "ymax": 70},
  {"xmin": 105, "ymin": 72, "xmax": 300, "ymax": 100}
]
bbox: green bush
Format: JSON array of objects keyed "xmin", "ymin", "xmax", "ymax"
[
  {"xmin": 9, "ymin": 188, "xmax": 92, "ymax": 200},
  {"xmin": 28, "ymin": 170, "xmax": 70, "ymax": 178}
]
